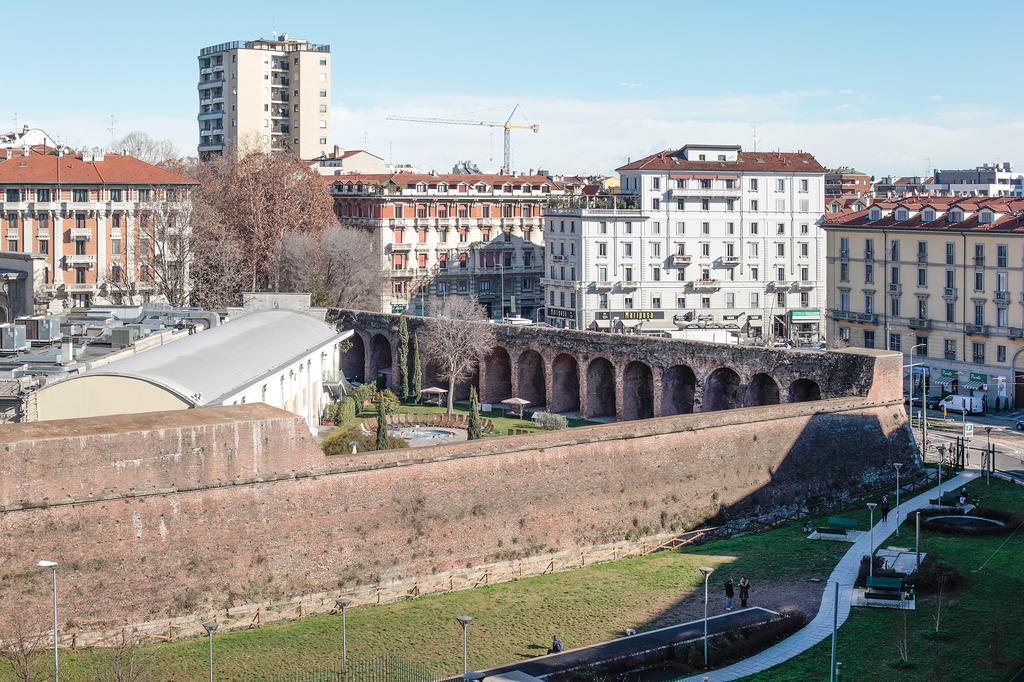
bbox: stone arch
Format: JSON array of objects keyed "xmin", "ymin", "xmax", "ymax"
[
  {"xmin": 517, "ymin": 349, "xmax": 546, "ymax": 407},
  {"xmin": 368, "ymin": 334, "xmax": 393, "ymax": 387},
  {"xmin": 483, "ymin": 346, "xmax": 512, "ymax": 403},
  {"xmin": 788, "ymin": 378, "xmax": 822, "ymax": 403},
  {"xmin": 586, "ymin": 357, "xmax": 616, "ymax": 419},
  {"xmin": 342, "ymin": 332, "xmax": 366, "ymax": 382},
  {"xmin": 702, "ymin": 367, "xmax": 741, "ymax": 412},
  {"xmin": 622, "ymin": 361, "xmax": 654, "ymax": 420},
  {"xmin": 661, "ymin": 365, "xmax": 697, "ymax": 416},
  {"xmin": 454, "ymin": 364, "xmax": 479, "ymax": 402},
  {"xmin": 424, "ymin": 359, "xmax": 446, "ymax": 389},
  {"xmin": 549, "ymin": 353, "xmax": 581, "ymax": 413},
  {"xmin": 744, "ymin": 373, "xmax": 780, "ymax": 407}
]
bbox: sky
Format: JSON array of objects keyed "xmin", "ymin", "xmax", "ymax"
[{"xmin": 8, "ymin": 0, "xmax": 1024, "ymax": 177}]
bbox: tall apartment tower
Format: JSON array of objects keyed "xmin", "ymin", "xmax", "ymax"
[{"xmin": 197, "ymin": 34, "xmax": 331, "ymax": 160}]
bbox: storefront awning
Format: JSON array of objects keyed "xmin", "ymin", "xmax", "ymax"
[
  {"xmin": 589, "ymin": 320, "xmax": 609, "ymax": 330},
  {"xmin": 941, "ymin": 379, "xmax": 986, "ymax": 391}
]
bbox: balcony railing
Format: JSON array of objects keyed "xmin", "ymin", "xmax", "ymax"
[
  {"xmin": 943, "ymin": 287, "xmax": 957, "ymax": 300},
  {"xmin": 70, "ymin": 228, "xmax": 92, "ymax": 240},
  {"xmin": 908, "ymin": 318, "xmax": 932, "ymax": 330},
  {"xmin": 720, "ymin": 256, "xmax": 741, "ymax": 266},
  {"xmin": 671, "ymin": 254, "xmax": 692, "ymax": 265},
  {"xmin": 66, "ymin": 254, "xmax": 96, "ymax": 266},
  {"xmin": 888, "ymin": 282, "xmax": 902, "ymax": 295},
  {"xmin": 966, "ymin": 323, "xmax": 989, "ymax": 335},
  {"xmin": 995, "ymin": 290, "xmax": 1010, "ymax": 303}
]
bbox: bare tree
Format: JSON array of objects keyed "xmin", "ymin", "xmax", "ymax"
[
  {"xmin": 276, "ymin": 226, "xmax": 385, "ymax": 309},
  {"xmin": 0, "ymin": 601, "xmax": 49, "ymax": 682},
  {"xmin": 420, "ymin": 297, "xmax": 495, "ymax": 414},
  {"xmin": 198, "ymin": 152, "xmax": 335, "ymax": 292},
  {"xmin": 112, "ymin": 132, "xmax": 177, "ymax": 166},
  {"xmin": 104, "ymin": 628, "xmax": 153, "ymax": 682}
]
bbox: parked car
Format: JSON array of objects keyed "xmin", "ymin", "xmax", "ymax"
[{"xmin": 1015, "ymin": 418, "xmax": 1024, "ymax": 432}]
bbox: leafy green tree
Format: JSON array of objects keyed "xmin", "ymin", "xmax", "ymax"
[
  {"xmin": 397, "ymin": 316, "xmax": 410, "ymax": 400},
  {"xmin": 375, "ymin": 397, "xmax": 388, "ymax": 450},
  {"xmin": 412, "ymin": 335, "xmax": 423, "ymax": 404},
  {"xmin": 468, "ymin": 386, "xmax": 482, "ymax": 440}
]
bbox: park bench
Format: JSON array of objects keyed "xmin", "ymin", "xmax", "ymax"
[
  {"xmin": 816, "ymin": 516, "xmax": 859, "ymax": 536},
  {"xmin": 865, "ymin": 575, "xmax": 905, "ymax": 601}
]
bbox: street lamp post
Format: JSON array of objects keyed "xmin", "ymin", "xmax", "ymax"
[
  {"xmin": 937, "ymin": 443, "xmax": 946, "ymax": 502},
  {"xmin": 866, "ymin": 502, "xmax": 878, "ymax": 578},
  {"xmin": 985, "ymin": 426, "xmax": 993, "ymax": 485},
  {"xmin": 893, "ymin": 462, "xmax": 903, "ymax": 536},
  {"xmin": 202, "ymin": 621, "xmax": 218, "ymax": 682},
  {"xmin": 456, "ymin": 615, "xmax": 473, "ymax": 676},
  {"xmin": 698, "ymin": 566, "xmax": 715, "ymax": 670},
  {"xmin": 336, "ymin": 599, "xmax": 351, "ymax": 679},
  {"xmin": 830, "ymin": 581, "xmax": 840, "ymax": 682},
  {"xmin": 36, "ymin": 560, "xmax": 58, "ymax": 682},
  {"xmin": 907, "ymin": 343, "xmax": 928, "ymax": 456}
]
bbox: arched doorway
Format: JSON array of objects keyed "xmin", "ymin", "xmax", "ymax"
[
  {"xmin": 586, "ymin": 357, "xmax": 616, "ymax": 419},
  {"xmin": 703, "ymin": 367, "xmax": 741, "ymax": 412},
  {"xmin": 661, "ymin": 365, "xmax": 697, "ymax": 416},
  {"xmin": 622, "ymin": 361, "xmax": 654, "ymax": 420},
  {"xmin": 483, "ymin": 347, "xmax": 512, "ymax": 403},
  {"xmin": 744, "ymin": 373, "xmax": 780, "ymax": 407},
  {"xmin": 342, "ymin": 333, "xmax": 366, "ymax": 382},
  {"xmin": 517, "ymin": 349, "xmax": 546, "ymax": 407},
  {"xmin": 368, "ymin": 334, "xmax": 393, "ymax": 388},
  {"xmin": 550, "ymin": 353, "xmax": 580, "ymax": 413},
  {"xmin": 788, "ymin": 378, "xmax": 822, "ymax": 402}
]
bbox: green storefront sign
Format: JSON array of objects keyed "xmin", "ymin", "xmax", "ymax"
[
  {"xmin": 939, "ymin": 369, "xmax": 988, "ymax": 384},
  {"xmin": 391, "ymin": 304, "xmax": 407, "ymax": 313},
  {"xmin": 970, "ymin": 372, "xmax": 988, "ymax": 384},
  {"xmin": 790, "ymin": 309, "xmax": 821, "ymax": 320},
  {"xmin": 941, "ymin": 369, "xmax": 957, "ymax": 380}
]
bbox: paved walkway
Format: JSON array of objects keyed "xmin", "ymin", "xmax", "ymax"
[{"xmin": 684, "ymin": 470, "xmax": 981, "ymax": 681}]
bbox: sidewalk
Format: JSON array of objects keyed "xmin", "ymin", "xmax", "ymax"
[{"xmin": 684, "ymin": 469, "xmax": 981, "ymax": 681}]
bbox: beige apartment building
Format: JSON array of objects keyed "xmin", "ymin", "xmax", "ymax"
[
  {"xmin": 198, "ymin": 34, "xmax": 331, "ymax": 160},
  {"xmin": 825, "ymin": 196, "xmax": 1024, "ymax": 411}
]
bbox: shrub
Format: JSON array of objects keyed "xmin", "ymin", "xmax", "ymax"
[
  {"xmin": 535, "ymin": 412, "xmax": 568, "ymax": 430},
  {"xmin": 321, "ymin": 426, "xmax": 408, "ymax": 455},
  {"xmin": 338, "ymin": 396, "xmax": 357, "ymax": 422},
  {"xmin": 855, "ymin": 555, "xmax": 895, "ymax": 587},
  {"xmin": 918, "ymin": 506, "xmax": 1022, "ymax": 536},
  {"xmin": 377, "ymin": 388, "xmax": 400, "ymax": 415},
  {"xmin": 913, "ymin": 555, "xmax": 965, "ymax": 594}
]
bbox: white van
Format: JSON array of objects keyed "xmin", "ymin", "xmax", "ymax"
[{"xmin": 936, "ymin": 394, "xmax": 983, "ymax": 415}]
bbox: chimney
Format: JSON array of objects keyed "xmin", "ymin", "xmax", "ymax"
[
  {"xmin": 4, "ymin": 149, "xmax": 12, "ymax": 160},
  {"xmin": 333, "ymin": 145, "xmax": 343, "ymax": 157},
  {"xmin": 60, "ymin": 339, "xmax": 74, "ymax": 365}
]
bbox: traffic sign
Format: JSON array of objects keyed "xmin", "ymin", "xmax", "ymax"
[{"xmin": 964, "ymin": 422, "xmax": 974, "ymax": 442}]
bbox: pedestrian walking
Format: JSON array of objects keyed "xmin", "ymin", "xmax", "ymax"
[
  {"xmin": 549, "ymin": 635, "xmax": 563, "ymax": 654},
  {"xmin": 738, "ymin": 577, "xmax": 750, "ymax": 608},
  {"xmin": 724, "ymin": 578, "xmax": 735, "ymax": 611},
  {"xmin": 880, "ymin": 495, "xmax": 890, "ymax": 522},
  {"xmin": 958, "ymin": 489, "xmax": 968, "ymax": 509}
]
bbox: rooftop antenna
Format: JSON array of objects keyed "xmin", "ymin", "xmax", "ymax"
[
  {"xmin": 107, "ymin": 115, "xmax": 117, "ymax": 147},
  {"xmin": 752, "ymin": 124, "xmax": 759, "ymax": 152},
  {"xmin": 12, "ymin": 111, "xmax": 18, "ymax": 132},
  {"xmin": 362, "ymin": 131, "xmax": 368, "ymax": 148}
]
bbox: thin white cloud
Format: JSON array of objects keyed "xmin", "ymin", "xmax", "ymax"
[
  {"xmin": 619, "ymin": 82, "xmax": 644, "ymax": 88},
  {"xmin": 930, "ymin": 94, "xmax": 943, "ymax": 101}
]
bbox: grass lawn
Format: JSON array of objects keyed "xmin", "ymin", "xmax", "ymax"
[
  {"xmin": 391, "ymin": 402, "xmax": 597, "ymax": 436},
  {"xmin": 748, "ymin": 477, "xmax": 1024, "ymax": 681},
  {"xmin": 12, "ymin": 512, "xmax": 854, "ymax": 681}
]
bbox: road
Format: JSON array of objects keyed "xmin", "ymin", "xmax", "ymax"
[
  {"xmin": 908, "ymin": 408, "xmax": 1024, "ymax": 480},
  {"xmin": 478, "ymin": 607, "xmax": 778, "ymax": 679}
]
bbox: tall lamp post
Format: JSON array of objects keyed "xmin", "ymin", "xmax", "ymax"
[
  {"xmin": 936, "ymin": 443, "xmax": 946, "ymax": 502},
  {"xmin": 985, "ymin": 426, "xmax": 993, "ymax": 485},
  {"xmin": 893, "ymin": 462, "xmax": 903, "ymax": 536},
  {"xmin": 866, "ymin": 503, "xmax": 878, "ymax": 578},
  {"xmin": 698, "ymin": 566, "xmax": 715, "ymax": 670},
  {"xmin": 36, "ymin": 560, "xmax": 58, "ymax": 682},
  {"xmin": 907, "ymin": 343, "xmax": 928, "ymax": 456},
  {"xmin": 202, "ymin": 621, "xmax": 218, "ymax": 682},
  {"xmin": 456, "ymin": 615, "xmax": 473, "ymax": 676},
  {"xmin": 336, "ymin": 598, "xmax": 351, "ymax": 679}
]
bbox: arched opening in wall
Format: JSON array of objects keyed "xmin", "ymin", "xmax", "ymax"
[
  {"xmin": 454, "ymin": 364, "xmax": 480, "ymax": 402},
  {"xmin": 702, "ymin": 367, "xmax": 741, "ymax": 412},
  {"xmin": 789, "ymin": 378, "xmax": 822, "ymax": 403},
  {"xmin": 424, "ymin": 359, "xmax": 446, "ymax": 389},
  {"xmin": 744, "ymin": 373, "xmax": 781, "ymax": 407},
  {"xmin": 586, "ymin": 357, "xmax": 616, "ymax": 419},
  {"xmin": 549, "ymin": 353, "xmax": 580, "ymax": 413},
  {"xmin": 622, "ymin": 361, "xmax": 654, "ymax": 420},
  {"xmin": 368, "ymin": 334, "xmax": 393, "ymax": 388},
  {"xmin": 342, "ymin": 333, "xmax": 366, "ymax": 382},
  {"xmin": 483, "ymin": 347, "xmax": 512, "ymax": 403},
  {"xmin": 661, "ymin": 365, "xmax": 696, "ymax": 416},
  {"xmin": 517, "ymin": 349, "xmax": 547, "ymax": 407}
]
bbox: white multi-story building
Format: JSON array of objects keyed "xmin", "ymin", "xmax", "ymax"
[
  {"xmin": 542, "ymin": 144, "xmax": 828, "ymax": 343},
  {"xmin": 197, "ymin": 34, "xmax": 331, "ymax": 160}
]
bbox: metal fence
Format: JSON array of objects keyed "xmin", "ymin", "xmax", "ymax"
[{"xmin": 264, "ymin": 655, "xmax": 445, "ymax": 682}]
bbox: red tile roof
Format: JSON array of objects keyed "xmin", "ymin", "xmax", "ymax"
[
  {"xmin": 824, "ymin": 196, "xmax": 1024, "ymax": 232},
  {"xmin": 325, "ymin": 172, "xmax": 560, "ymax": 189},
  {"xmin": 0, "ymin": 146, "xmax": 195, "ymax": 185},
  {"xmin": 616, "ymin": 149, "xmax": 825, "ymax": 173}
]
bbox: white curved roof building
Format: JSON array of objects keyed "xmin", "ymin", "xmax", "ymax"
[{"xmin": 33, "ymin": 310, "xmax": 350, "ymax": 429}]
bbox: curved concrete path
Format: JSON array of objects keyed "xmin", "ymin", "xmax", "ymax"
[{"xmin": 685, "ymin": 470, "xmax": 980, "ymax": 681}]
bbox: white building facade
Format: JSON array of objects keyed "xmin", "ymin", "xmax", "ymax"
[{"xmin": 543, "ymin": 144, "xmax": 828, "ymax": 342}]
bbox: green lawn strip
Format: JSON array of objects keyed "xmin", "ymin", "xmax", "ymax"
[
  {"xmin": 746, "ymin": 478, "xmax": 1024, "ymax": 681},
  {"xmin": 26, "ymin": 516, "xmax": 848, "ymax": 681}
]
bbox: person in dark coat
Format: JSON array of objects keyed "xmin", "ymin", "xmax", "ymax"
[
  {"xmin": 549, "ymin": 635, "xmax": 563, "ymax": 654},
  {"xmin": 724, "ymin": 578, "xmax": 735, "ymax": 611},
  {"xmin": 880, "ymin": 495, "xmax": 890, "ymax": 522},
  {"xmin": 738, "ymin": 577, "xmax": 751, "ymax": 608}
]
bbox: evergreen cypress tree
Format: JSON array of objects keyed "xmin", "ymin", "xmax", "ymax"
[
  {"xmin": 468, "ymin": 386, "xmax": 481, "ymax": 440},
  {"xmin": 397, "ymin": 316, "xmax": 410, "ymax": 400},
  {"xmin": 375, "ymin": 396, "xmax": 388, "ymax": 450},
  {"xmin": 412, "ymin": 335, "xmax": 423, "ymax": 404}
]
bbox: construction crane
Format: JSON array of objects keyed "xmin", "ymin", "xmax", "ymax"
[{"xmin": 387, "ymin": 105, "xmax": 539, "ymax": 173}]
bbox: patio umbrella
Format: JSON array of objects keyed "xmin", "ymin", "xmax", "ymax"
[
  {"xmin": 421, "ymin": 386, "xmax": 448, "ymax": 406},
  {"xmin": 501, "ymin": 397, "xmax": 531, "ymax": 418}
]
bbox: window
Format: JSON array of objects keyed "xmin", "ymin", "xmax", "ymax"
[
  {"xmin": 974, "ymin": 243, "xmax": 984, "ymax": 265},
  {"xmin": 998, "ymin": 244, "xmax": 1008, "ymax": 268},
  {"xmin": 864, "ymin": 330, "xmax": 876, "ymax": 348},
  {"xmin": 776, "ymin": 243, "xmax": 785, "ymax": 257},
  {"xmin": 599, "ymin": 293, "xmax": 609, "ymax": 308},
  {"xmin": 38, "ymin": 238, "xmax": 48, "ymax": 254},
  {"xmin": 975, "ymin": 271, "xmax": 984, "ymax": 291},
  {"xmin": 916, "ymin": 336, "xmax": 928, "ymax": 356},
  {"xmin": 599, "ymin": 221, "xmax": 607, "ymax": 234},
  {"xmin": 675, "ymin": 221, "xmax": 685, "ymax": 235},
  {"xmin": 319, "ymin": 90, "xmax": 328, "ymax": 97},
  {"xmin": 890, "ymin": 297, "xmax": 900, "ymax": 317},
  {"xmin": 889, "ymin": 333, "xmax": 902, "ymax": 352},
  {"xmin": 701, "ymin": 242, "xmax": 711, "ymax": 257},
  {"xmin": 701, "ymin": 198, "xmax": 710, "ymax": 211},
  {"xmin": 111, "ymin": 238, "xmax": 121, "ymax": 255},
  {"xmin": 652, "ymin": 198, "xmax": 661, "ymax": 210},
  {"xmin": 776, "ymin": 199, "xmax": 785, "ymax": 211},
  {"xmin": 800, "ymin": 265, "xmax": 809, "ymax": 281},
  {"xmin": 972, "ymin": 342, "xmax": 986, "ymax": 365},
  {"xmin": 998, "ymin": 307, "xmax": 1009, "ymax": 328},
  {"xmin": 946, "ymin": 301, "xmax": 955, "ymax": 323},
  {"xmin": 997, "ymin": 271, "xmax": 1008, "ymax": 293},
  {"xmin": 624, "ymin": 222, "xmax": 632, "ymax": 234},
  {"xmin": 891, "ymin": 266, "xmax": 900, "ymax": 284},
  {"xmin": 890, "ymin": 240, "xmax": 900, "ymax": 261},
  {"xmin": 865, "ymin": 291, "xmax": 874, "ymax": 314},
  {"xmin": 701, "ymin": 222, "xmax": 710, "ymax": 235},
  {"xmin": 800, "ymin": 223, "xmax": 809, "ymax": 235},
  {"xmin": 750, "ymin": 292, "xmax": 760, "ymax": 307},
  {"xmin": 998, "ymin": 345, "xmax": 1007, "ymax": 363},
  {"xmin": 750, "ymin": 179, "xmax": 758, "ymax": 191},
  {"xmin": 651, "ymin": 242, "xmax": 661, "ymax": 257},
  {"xmin": 36, "ymin": 188, "xmax": 51, "ymax": 202},
  {"xmin": 776, "ymin": 179, "xmax": 785, "ymax": 192},
  {"xmin": 652, "ymin": 267, "xmax": 661, "ymax": 281},
  {"xmin": 944, "ymin": 338, "xmax": 957, "ymax": 360},
  {"xmin": 750, "ymin": 199, "xmax": 758, "ymax": 211},
  {"xmin": 624, "ymin": 266, "xmax": 634, "ymax": 281},
  {"xmin": 652, "ymin": 221, "xmax": 661, "ymax": 235},
  {"xmin": 701, "ymin": 296, "xmax": 711, "ymax": 309},
  {"xmin": 800, "ymin": 179, "xmax": 808, "ymax": 192},
  {"xmin": 800, "ymin": 292, "xmax": 810, "ymax": 307},
  {"xmin": 623, "ymin": 242, "xmax": 633, "ymax": 257},
  {"xmin": 865, "ymin": 263, "xmax": 874, "ymax": 284},
  {"xmin": 945, "ymin": 269, "xmax": 955, "ymax": 289},
  {"xmin": 799, "ymin": 242, "xmax": 809, "ymax": 257},
  {"xmin": 974, "ymin": 303, "xmax": 985, "ymax": 326},
  {"xmin": 776, "ymin": 292, "xmax": 786, "ymax": 307},
  {"xmin": 5, "ymin": 189, "xmax": 20, "ymax": 202},
  {"xmin": 652, "ymin": 296, "xmax": 661, "ymax": 308},
  {"xmin": 726, "ymin": 199, "xmax": 735, "ymax": 211},
  {"xmin": 76, "ymin": 268, "xmax": 87, "ymax": 284},
  {"xmin": 777, "ymin": 223, "xmax": 785, "ymax": 235},
  {"xmin": 624, "ymin": 296, "xmax": 634, "ymax": 309},
  {"xmin": 839, "ymin": 327, "xmax": 851, "ymax": 342},
  {"xmin": 598, "ymin": 266, "xmax": 608, "ymax": 282},
  {"xmin": 839, "ymin": 262, "xmax": 849, "ymax": 282},
  {"xmin": 750, "ymin": 222, "xmax": 758, "ymax": 235},
  {"xmin": 917, "ymin": 298, "xmax": 927, "ymax": 319},
  {"xmin": 725, "ymin": 292, "xmax": 735, "ymax": 307},
  {"xmin": 750, "ymin": 266, "xmax": 759, "ymax": 280},
  {"xmin": 776, "ymin": 266, "xmax": 786, "ymax": 282},
  {"xmin": 72, "ymin": 189, "xmax": 88, "ymax": 202},
  {"xmin": 749, "ymin": 242, "xmax": 759, "ymax": 257},
  {"xmin": 945, "ymin": 242, "xmax": 955, "ymax": 265},
  {"xmin": 917, "ymin": 268, "xmax": 927, "ymax": 287}
]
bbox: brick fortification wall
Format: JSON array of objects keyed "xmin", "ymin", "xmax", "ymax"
[{"xmin": 0, "ymin": 388, "xmax": 913, "ymax": 632}]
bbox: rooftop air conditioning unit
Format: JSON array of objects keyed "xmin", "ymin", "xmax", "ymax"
[
  {"xmin": 0, "ymin": 324, "xmax": 29, "ymax": 352},
  {"xmin": 15, "ymin": 316, "xmax": 62, "ymax": 342},
  {"xmin": 111, "ymin": 325, "xmax": 141, "ymax": 349}
]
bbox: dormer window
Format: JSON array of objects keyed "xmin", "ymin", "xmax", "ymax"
[
  {"xmin": 522, "ymin": 183, "xmax": 532, "ymax": 194},
  {"xmin": 541, "ymin": 184, "xmax": 550, "ymax": 193},
  {"xmin": 895, "ymin": 208, "xmax": 909, "ymax": 222},
  {"xmin": 416, "ymin": 183, "xmax": 427, "ymax": 192},
  {"xmin": 979, "ymin": 210, "xmax": 994, "ymax": 224},
  {"xmin": 356, "ymin": 183, "xmax": 364, "ymax": 193},
  {"xmin": 345, "ymin": 182, "xmax": 354, "ymax": 192},
  {"xmin": 503, "ymin": 184, "xmax": 512, "ymax": 193},
  {"xmin": 949, "ymin": 210, "xmax": 963, "ymax": 224},
  {"xmin": 869, "ymin": 207, "xmax": 882, "ymax": 221},
  {"xmin": 437, "ymin": 183, "xmax": 448, "ymax": 192},
  {"xmin": 923, "ymin": 209, "xmax": 935, "ymax": 222},
  {"xmin": 476, "ymin": 183, "xmax": 487, "ymax": 192}
]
